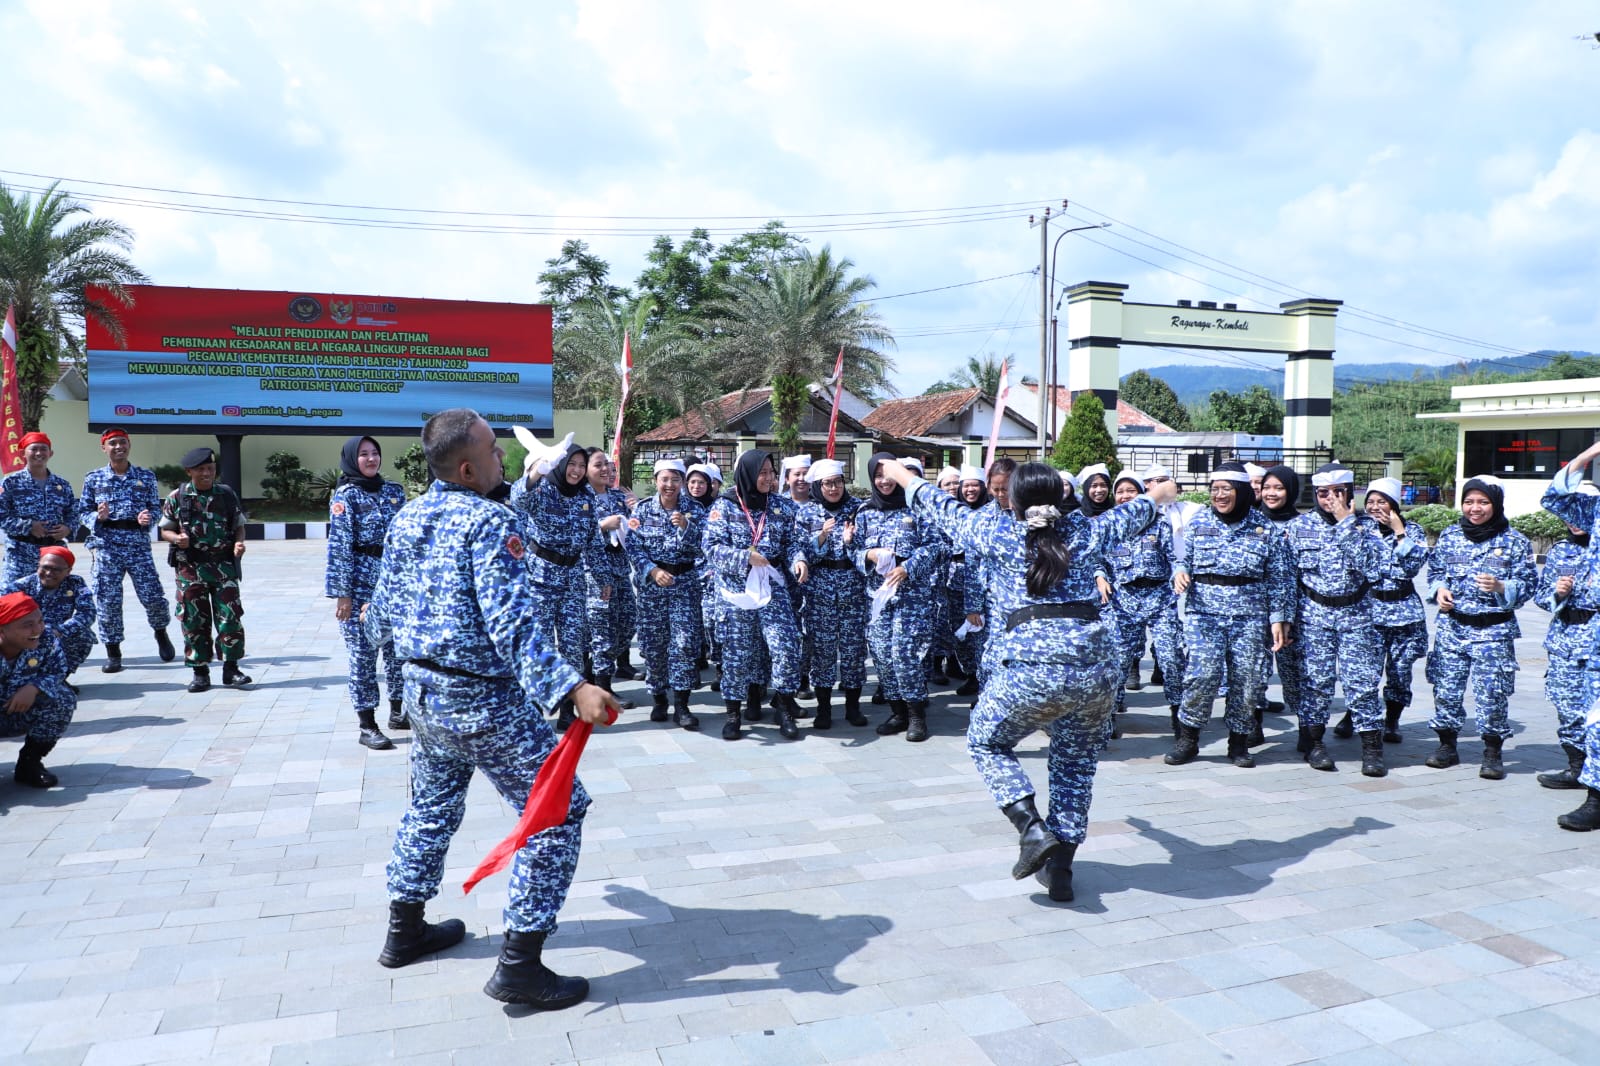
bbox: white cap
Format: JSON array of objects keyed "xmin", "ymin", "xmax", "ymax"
[
  {"xmin": 653, "ymin": 458, "xmax": 687, "ymax": 477},
  {"xmin": 781, "ymin": 454, "xmax": 813, "ymax": 472},
  {"xmin": 1244, "ymin": 462, "xmax": 1267, "ymax": 479},
  {"xmin": 1114, "ymin": 471, "xmax": 1146, "ymax": 491},
  {"xmin": 1059, "ymin": 470, "xmax": 1079, "ymax": 491},
  {"xmin": 1469, "ymin": 473, "xmax": 1503, "ymax": 487},
  {"xmin": 903, "ymin": 457, "xmax": 925, "ymax": 474},
  {"xmin": 1077, "ymin": 463, "xmax": 1110, "ymax": 486},
  {"xmin": 805, "ymin": 458, "xmax": 846, "ymax": 483},
  {"xmin": 686, "ymin": 462, "xmax": 722, "ymax": 483},
  {"xmin": 1311, "ymin": 463, "xmax": 1354, "ymax": 488},
  {"xmin": 960, "ymin": 464, "xmax": 986, "ymax": 483},
  {"xmin": 937, "ymin": 465, "xmax": 960, "ymax": 483},
  {"xmin": 1365, "ymin": 476, "xmax": 1402, "ymax": 504},
  {"xmin": 1141, "ymin": 463, "xmax": 1174, "ymax": 482}
]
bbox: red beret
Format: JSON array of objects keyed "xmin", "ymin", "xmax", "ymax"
[
  {"xmin": 18, "ymin": 432, "xmax": 50, "ymax": 450},
  {"xmin": 39, "ymin": 545, "xmax": 74, "ymax": 567},
  {"xmin": 0, "ymin": 591, "xmax": 39, "ymax": 626},
  {"xmin": 100, "ymin": 428, "xmax": 129, "ymax": 445}
]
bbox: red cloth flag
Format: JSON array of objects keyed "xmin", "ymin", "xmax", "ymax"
[
  {"xmin": 824, "ymin": 346, "xmax": 845, "ymax": 460},
  {"xmin": 0, "ymin": 306, "xmax": 23, "ymax": 474},
  {"xmin": 609, "ymin": 331, "xmax": 632, "ymax": 469},
  {"xmin": 462, "ymin": 706, "xmax": 618, "ymax": 895},
  {"xmin": 984, "ymin": 358, "xmax": 1011, "ymax": 469}
]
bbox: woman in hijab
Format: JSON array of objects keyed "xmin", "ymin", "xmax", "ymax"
[
  {"xmin": 583, "ymin": 450, "xmax": 638, "ymax": 703},
  {"xmin": 1424, "ymin": 475, "xmax": 1535, "ymax": 779},
  {"xmin": 1103, "ymin": 471, "xmax": 1184, "ymax": 734},
  {"xmin": 853, "ymin": 453, "xmax": 944, "ymax": 742},
  {"xmin": 685, "ymin": 462, "xmax": 722, "ymax": 682},
  {"xmin": 510, "ymin": 440, "xmax": 606, "ymax": 730},
  {"xmin": 326, "ymin": 435, "xmax": 410, "ymax": 750},
  {"xmin": 1076, "ymin": 465, "xmax": 1112, "ymax": 519},
  {"xmin": 794, "ymin": 458, "xmax": 869, "ymax": 729},
  {"xmin": 1167, "ymin": 462, "xmax": 1294, "ymax": 769},
  {"xmin": 702, "ymin": 450, "xmax": 809, "ymax": 740},
  {"xmin": 949, "ymin": 466, "xmax": 989, "ymax": 696},
  {"xmin": 1353, "ymin": 477, "xmax": 1429, "ymax": 747}
]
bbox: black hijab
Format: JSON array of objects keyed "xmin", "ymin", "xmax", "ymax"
[
  {"xmin": 686, "ymin": 471, "xmax": 716, "ymax": 506},
  {"xmin": 864, "ymin": 452, "xmax": 908, "ymax": 511},
  {"xmin": 818, "ymin": 479, "xmax": 853, "ymax": 513},
  {"xmin": 725, "ymin": 449, "xmax": 774, "ymax": 512},
  {"xmin": 1366, "ymin": 486, "xmax": 1404, "ymax": 540},
  {"xmin": 337, "ymin": 435, "xmax": 384, "ymax": 493},
  {"xmin": 1570, "ymin": 526, "xmax": 1592, "ymax": 549},
  {"xmin": 960, "ymin": 479, "xmax": 990, "ymax": 511},
  {"xmin": 554, "ymin": 444, "xmax": 589, "ymax": 498},
  {"xmin": 1211, "ymin": 461, "xmax": 1255, "ymax": 525},
  {"xmin": 1078, "ymin": 472, "xmax": 1112, "ymax": 518},
  {"xmin": 1460, "ymin": 477, "xmax": 1509, "ymax": 544},
  {"xmin": 1261, "ymin": 465, "xmax": 1300, "ymax": 522}
]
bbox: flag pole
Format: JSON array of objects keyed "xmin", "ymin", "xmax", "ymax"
[
  {"xmin": 984, "ymin": 358, "xmax": 1011, "ymax": 469},
  {"xmin": 609, "ymin": 331, "xmax": 632, "ymax": 472},
  {"xmin": 824, "ymin": 346, "xmax": 845, "ymax": 460}
]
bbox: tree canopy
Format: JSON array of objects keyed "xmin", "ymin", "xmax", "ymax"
[
  {"xmin": 1050, "ymin": 393, "xmax": 1121, "ymax": 477},
  {"xmin": 925, "ymin": 353, "xmax": 1010, "ymax": 396},
  {"xmin": 1196, "ymin": 384, "xmax": 1283, "ymax": 435},
  {"xmin": 1119, "ymin": 369, "xmax": 1192, "ymax": 430}
]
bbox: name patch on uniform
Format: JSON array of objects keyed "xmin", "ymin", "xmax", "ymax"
[
  {"xmin": 331, "ymin": 501, "xmax": 347, "ymax": 517},
  {"xmin": 506, "ymin": 534, "xmax": 525, "ymax": 561}
]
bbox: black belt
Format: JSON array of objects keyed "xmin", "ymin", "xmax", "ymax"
[
  {"xmin": 533, "ymin": 544, "xmax": 580, "ymax": 567},
  {"xmin": 1371, "ymin": 585, "xmax": 1418, "ymax": 603},
  {"xmin": 99, "ymin": 519, "xmax": 142, "ymax": 531},
  {"xmin": 1566, "ymin": 607, "xmax": 1597, "ymax": 625},
  {"xmin": 1006, "ymin": 601, "xmax": 1101, "ymax": 631},
  {"xmin": 950, "ymin": 553, "xmax": 965, "ymax": 563},
  {"xmin": 814, "ymin": 558, "xmax": 855, "ymax": 570},
  {"xmin": 1447, "ymin": 610, "xmax": 1514, "ymax": 629},
  {"xmin": 1302, "ymin": 585, "xmax": 1368, "ymax": 609},
  {"xmin": 1193, "ymin": 573, "xmax": 1259, "ymax": 586},
  {"xmin": 354, "ymin": 544, "xmax": 384, "ymax": 558},
  {"xmin": 15, "ymin": 534, "xmax": 66, "ymax": 546},
  {"xmin": 652, "ymin": 560, "xmax": 694, "ymax": 576},
  {"xmin": 605, "ymin": 543, "xmax": 624, "ymax": 554},
  {"xmin": 406, "ymin": 658, "xmax": 513, "ymax": 682},
  {"xmin": 182, "ymin": 544, "xmax": 234, "ymax": 564},
  {"xmin": 1122, "ymin": 576, "xmax": 1167, "ymax": 590}
]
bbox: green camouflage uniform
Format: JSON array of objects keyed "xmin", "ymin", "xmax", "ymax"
[{"xmin": 159, "ymin": 483, "xmax": 247, "ymax": 666}]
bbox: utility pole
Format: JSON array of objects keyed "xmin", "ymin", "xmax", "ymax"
[{"xmin": 1029, "ymin": 203, "xmax": 1062, "ymax": 460}]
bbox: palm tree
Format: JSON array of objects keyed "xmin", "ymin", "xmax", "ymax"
[
  {"xmin": 0, "ymin": 181, "xmax": 151, "ymax": 429},
  {"xmin": 925, "ymin": 353, "xmax": 1012, "ymax": 396},
  {"xmin": 557, "ymin": 295, "xmax": 704, "ymax": 482},
  {"xmin": 702, "ymin": 246, "xmax": 894, "ymax": 454}
]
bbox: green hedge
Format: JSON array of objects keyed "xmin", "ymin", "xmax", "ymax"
[
  {"xmin": 1510, "ymin": 511, "xmax": 1571, "ymax": 544},
  {"xmin": 1403, "ymin": 504, "xmax": 1461, "ymax": 535}
]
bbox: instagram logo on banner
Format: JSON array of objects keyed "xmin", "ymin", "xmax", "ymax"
[
  {"xmin": 114, "ymin": 405, "xmax": 135, "ymax": 417},
  {"xmin": 222, "ymin": 406, "xmax": 242, "ymax": 417}
]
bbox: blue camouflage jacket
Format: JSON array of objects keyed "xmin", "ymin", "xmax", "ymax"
[
  {"xmin": 1368, "ymin": 519, "xmax": 1429, "ymax": 628},
  {"xmin": 1102, "ymin": 514, "xmax": 1178, "ymax": 615},
  {"xmin": 1426, "ymin": 523, "xmax": 1536, "ymax": 641},
  {"xmin": 13, "ymin": 573, "xmax": 96, "ymax": 649},
  {"xmin": 1177, "ymin": 506, "xmax": 1296, "ymax": 624},
  {"xmin": 591, "ymin": 487, "xmax": 634, "ymax": 584},
  {"xmin": 853, "ymin": 502, "xmax": 943, "ymax": 597},
  {"xmin": 1535, "ymin": 539, "xmax": 1599, "ymax": 661},
  {"xmin": 625, "ymin": 494, "xmax": 705, "ymax": 586},
  {"xmin": 78, "ymin": 464, "xmax": 162, "ymax": 549},
  {"xmin": 703, "ymin": 492, "xmax": 805, "ymax": 601},
  {"xmin": 1540, "ymin": 467, "xmax": 1600, "ymax": 612},
  {"xmin": 0, "ymin": 471, "xmax": 77, "ymax": 542},
  {"xmin": 1283, "ymin": 511, "xmax": 1401, "ymax": 629},
  {"xmin": 797, "ymin": 497, "xmax": 866, "ymax": 593},
  {"xmin": 508, "ymin": 475, "xmax": 605, "ymax": 586},
  {"xmin": 0, "ymin": 630, "xmax": 73, "ymax": 706},
  {"xmin": 325, "ymin": 480, "xmax": 408, "ymax": 600}
]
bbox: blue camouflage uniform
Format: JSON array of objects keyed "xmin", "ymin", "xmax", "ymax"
[
  {"xmin": 0, "ymin": 470, "xmax": 77, "ymax": 587},
  {"xmin": 1283, "ymin": 510, "xmax": 1399, "ymax": 732},
  {"xmin": 1262, "ymin": 508, "xmax": 1306, "ymax": 719},
  {"xmin": 509, "ymin": 474, "xmax": 604, "ymax": 676},
  {"xmin": 13, "ymin": 573, "xmax": 96, "ymax": 675},
  {"xmin": 854, "ymin": 502, "xmax": 943, "ymax": 704},
  {"xmin": 0, "ymin": 632, "xmax": 77, "ymax": 745},
  {"xmin": 1176, "ymin": 507, "xmax": 1296, "ymax": 736},
  {"xmin": 797, "ymin": 496, "xmax": 868, "ymax": 691},
  {"xmin": 587, "ymin": 488, "xmax": 637, "ymax": 679},
  {"xmin": 703, "ymin": 493, "xmax": 805, "ymax": 697},
  {"xmin": 1534, "ymin": 539, "xmax": 1600, "ymax": 752},
  {"xmin": 326, "ymin": 479, "xmax": 408, "ymax": 712},
  {"xmin": 781, "ymin": 491, "xmax": 814, "ymax": 688},
  {"xmin": 78, "ymin": 463, "xmax": 171, "ymax": 645},
  {"xmin": 1104, "ymin": 517, "xmax": 1184, "ymax": 712},
  {"xmin": 625, "ymin": 494, "xmax": 706, "ymax": 694},
  {"xmin": 1369, "ymin": 518, "xmax": 1431, "ymax": 715},
  {"xmin": 366, "ymin": 479, "xmax": 589, "ymax": 933},
  {"xmin": 1425, "ymin": 522, "xmax": 1536, "ymax": 740},
  {"xmin": 911, "ymin": 479, "xmax": 1160, "ymax": 845},
  {"xmin": 1539, "ymin": 467, "xmax": 1600, "ymax": 751}
]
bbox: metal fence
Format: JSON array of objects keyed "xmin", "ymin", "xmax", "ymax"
[{"xmin": 1116, "ymin": 443, "xmax": 1390, "ymax": 500}]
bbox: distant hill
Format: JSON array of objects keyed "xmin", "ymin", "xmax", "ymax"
[{"xmin": 1138, "ymin": 351, "xmax": 1599, "ymax": 406}]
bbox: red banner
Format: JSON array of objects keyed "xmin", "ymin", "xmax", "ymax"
[{"xmin": 0, "ymin": 306, "xmax": 23, "ymax": 473}]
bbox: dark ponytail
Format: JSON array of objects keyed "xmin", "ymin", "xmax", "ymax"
[{"xmin": 1011, "ymin": 463, "xmax": 1073, "ymax": 596}]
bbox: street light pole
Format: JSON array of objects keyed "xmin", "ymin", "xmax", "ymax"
[{"xmin": 1031, "ymin": 204, "xmax": 1110, "ymax": 456}]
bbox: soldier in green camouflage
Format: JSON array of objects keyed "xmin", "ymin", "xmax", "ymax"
[{"xmin": 158, "ymin": 447, "xmax": 251, "ymax": 692}]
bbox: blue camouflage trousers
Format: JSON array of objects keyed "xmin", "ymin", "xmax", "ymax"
[
  {"xmin": 4, "ymin": 544, "xmax": 44, "ymax": 589},
  {"xmin": 1115, "ymin": 590, "xmax": 1184, "ymax": 710},
  {"xmin": 1266, "ymin": 640, "xmax": 1306, "ymax": 718},
  {"xmin": 1376, "ymin": 622, "xmax": 1428, "ymax": 710},
  {"xmin": 1580, "ymin": 711, "xmax": 1600, "ymax": 790},
  {"xmin": 586, "ymin": 569, "xmax": 636, "ymax": 676},
  {"xmin": 1546, "ymin": 657, "xmax": 1599, "ymax": 750},
  {"xmin": 1180, "ymin": 614, "xmax": 1268, "ymax": 735},
  {"xmin": 387, "ymin": 676, "xmax": 589, "ymax": 932},
  {"xmin": 1295, "ymin": 620, "xmax": 1384, "ymax": 731},
  {"xmin": 531, "ymin": 567, "xmax": 589, "ymax": 677},
  {"xmin": 4, "ymin": 688, "xmax": 76, "ymax": 743},
  {"xmin": 58, "ymin": 632, "xmax": 94, "ymax": 676},
  {"xmin": 867, "ymin": 593, "xmax": 933, "ymax": 703},
  {"xmin": 967, "ymin": 645, "xmax": 1118, "ymax": 845},
  {"xmin": 637, "ymin": 579, "xmax": 699, "ymax": 693},
  {"xmin": 805, "ymin": 577, "xmax": 868, "ymax": 690},
  {"xmin": 92, "ymin": 542, "xmax": 171, "ymax": 644},
  {"xmin": 1427, "ymin": 623, "xmax": 1517, "ymax": 739},
  {"xmin": 339, "ymin": 613, "xmax": 401, "ymax": 712},
  {"xmin": 717, "ymin": 593, "xmax": 801, "ymax": 695}
]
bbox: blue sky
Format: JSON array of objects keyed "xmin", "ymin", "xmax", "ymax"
[{"xmin": 7, "ymin": 0, "xmax": 1598, "ymax": 396}]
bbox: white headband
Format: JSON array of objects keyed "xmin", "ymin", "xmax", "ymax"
[
  {"xmin": 1211, "ymin": 469, "xmax": 1251, "ymax": 484},
  {"xmin": 1141, "ymin": 463, "xmax": 1173, "ymax": 482},
  {"xmin": 805, "ymin": 458, "xmax": 846, "ymax": 483},
  {"xmin": 781, "ymin": 455, "xmax": 813, "ymax": 472},
  {"xmin": 1311, "ymin": 466, "xmax": 1354, "ymax": 488},
  {"xmin": 654, "ymin": 458, "xmax": 687, "ymax": 477},
  {"xmin": 686, "ymin": 462, "xmax": 721, "ymax": 483},
  {"xmin": 1244, "ymin": 463, "xmax": 1267, "ymax": 479},
  {"xmin": 959, "ymin": 464, "xmax": 986, "ymax": 483}
]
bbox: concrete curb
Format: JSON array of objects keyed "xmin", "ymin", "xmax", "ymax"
[{"xmin": 242, "ymin": 521, "xmax": 328, "ymax": 541}]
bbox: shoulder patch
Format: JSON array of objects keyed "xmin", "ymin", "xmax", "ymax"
[
  {"xmin": 709, "ymin": 508, "xmax": 724, "ymax": 522},
  {"xmin": 506, "ymin": 534, "xmax": 525, "ymax": 560},
  {"xmin": 330, "ymin": 501, "xmax": 347, "ymax": 517},
  {"xmin": 628, "ymin": 517, "xmax": 641, "ymax": 530}
]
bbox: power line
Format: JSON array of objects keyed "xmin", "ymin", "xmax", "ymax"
[{"xmin": 875, "ymin": 269, "xmax": 1036, "ymax": 302}]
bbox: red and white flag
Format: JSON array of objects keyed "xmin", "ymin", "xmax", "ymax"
[
  {"xmin": 0, "ymin": 306, "xmax": 24, "ymax": 474},
  {"xmin": 824, "ymin": 345, "xmax": 845, "ymax": 460},
  {"xmin": 984, "ymin": 357, "xmax": 1011, "ymax": 469},
  {"xmin": 609, "ymin": 330, "xmax": 632, "ymax": 469}
]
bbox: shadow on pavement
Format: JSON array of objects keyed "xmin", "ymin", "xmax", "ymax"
[{"xmin": 0, "ymin": 761, "xmax": 210, "ymax": 811}]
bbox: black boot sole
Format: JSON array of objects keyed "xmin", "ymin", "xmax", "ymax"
[{"xmin": 483, "ymin": 973, "xmax": 588, "ymax": 1009}]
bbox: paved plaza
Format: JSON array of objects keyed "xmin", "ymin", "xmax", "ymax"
[{"xmin": 2, "ymin": 540, "xmax": 1599, "ymax": 1065}]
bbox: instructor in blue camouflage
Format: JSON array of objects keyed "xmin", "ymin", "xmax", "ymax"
[
  {"xmin": 0, "ymin": 432, "xmax": 77, "ymax": 588},
  {"xmin": 0, "ymin": 591, "xmax": 78, "ymax": 791},
  {"xmin": 77, "ymin": 428, "xmax": 174, "ymax": 671},
  {"xmin": 366, "ymin": 408, "xmax": 619, "ymax": 1009},
  {"xmin": 1349, "ymin": 477, "xmax": 1430, "ymax": 747},
  {"xmin": 13, "ymin": 546, "xmax": 96, "ymax": 682}
]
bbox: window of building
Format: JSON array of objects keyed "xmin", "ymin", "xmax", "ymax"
[{"xmin": 1463, "ymin": 429, "xmax": 1599, "ymax": 479}]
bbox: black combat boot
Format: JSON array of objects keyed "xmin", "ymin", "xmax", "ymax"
[
  {"xmin": 877, "ymin": 699, "xmax": 909, "ymax": 736},
  {"xmin": 744, "ymin": 684, "xmax": 764, "ymax": 722},
  {"xmin": 482, "ymin": 929, "xmax": 588, "ymax": 1009},
  {"xmin": 650, "ymin": 691, "xmax": 670, "ymax": 723},
  {"xmin": 101, "ymin": 642, "xmax": 123, "ymax": 674},
  {"xmin": 1149, "ymin": 655, "xmax": 1164, "ymax": 687},
  {"xmin": 946, "ymin": 657, "xmax": 967, "ymax": 681},
  {"xmin": 671, "ymin": 690, "xmax": 699, "ymax": 732},
  {"xmin": 1001, "ymin": 795, "xmax": 1064, "ymax": 880},
  {"xmin": 721, "ymin": 700, "xmax": 742, "ymax": 741},
  {"xmin": 222, "ymin": 661, "xmax": 252, "ymax": 686},
  {"xmin": 1383, "ymin": 700, "xmax": 1404, "ymax": 744},
  {"xmin": 1165, "ymin": 723, "xmax": 1200, "ymax": 765},
  {"xmin": 187, "ymin": 666, "xmax": 211, "ymax": 693},
  {"xmin": 13, "ymin": 738, "xmax": 58, "ymax": 788},
  {"xmin": 1480, "ymin": 734, "xmax": 1506, "ymax": 781},
  {"xmin": 774, "ymin": 693, "xmax": 800, "ymax": 740},
  {"xmin": 1305, "ymin": 724, "xmax": 1336, "ymax": 771},
  {"xmin": 1426, "ymin": 728, "xmax": 1460, "ymax": 768},
  {"xmin": 377, "ymin": 900, "xmax": 466, "ymax": 968},
  {"xmin": 1247, "ymin": 706, "xmax": 1265, "ymax": 747},
  {"xmin": 1170, "ymin": 706, "xmax": 1180, "ymax": 739},
  {"xmin": 357, "ymin": 708, "xmax": 394, "ymax": 751},
  {"xmin": 1034, "ymin": 842, "xmax": 1079, "ymax": 902},
  {"xmin": 1538, "ymin": 744, "xmax": 1586, "ymax": 789},
  {"xmin": 1359, "ymin": 730, "xmax": 1386, "ymax": 778},
  {"xmin": 956, "ymin": 675, "xmax": 980, "ymax": 697},
  {"xmin": 906, "ymin": 701, "xmax": 929, "ymax": 743},
  {"xmin": 1332, "ymin": 710, "xmax": 1354, "ymax": 739},
  {"xmin": 928, "ymin": 656, "xmax": 949, "ymax": 686},
  {"xmin": 1557, "ymin": 788, "xmax": 1600, "ymax": 832},
  {"xmin": 596, "ymin": 671, "xmax": 632, "ymax": 711},
  {"xmin": 1227, "ymin": 732, "xmax": 1256, "ymax": 768},
  {"xmin": 871, "ymin": 683, "xmax": 887, "ymax": 705},
  {"xmin": 1125, "ymin": 666, "xmax": 1142, "ymax": 692},
  {"xmin": 843, "ymin": 687, "xmax": 867, "ymax": 726},
  {"xmin": 1296, "ymin": 724, "xmax": 1313, "ymax": 755},
  {"xmin": 154, "ymin": 628, "xmax": 176, "ymax": 663},
  {"xmin": 614, "ymin": 649, "xmax": 639, "ymax": 681},
  {"xmin": 388, "ymin": 698, "xmax": 409, "ymax": 731},
  {"xmin": 812, "ymin": 687, "xmax": 833, "ymax": 730}
]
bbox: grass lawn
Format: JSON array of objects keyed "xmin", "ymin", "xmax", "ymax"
[{"xmin": 243, "ymin": 499, "xmax": 331, "ymax": 523}]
